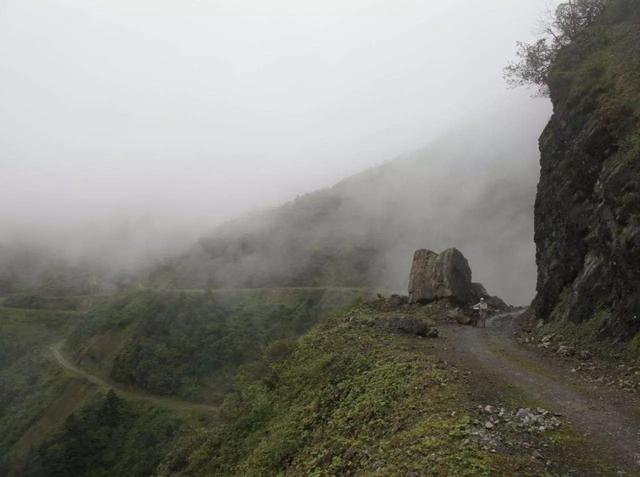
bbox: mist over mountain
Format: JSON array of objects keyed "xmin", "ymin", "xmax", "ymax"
[
  {"xmin": 154, "ymin": 99, "xmax": 550, "ymax": 305},
  {"xmin": 5, "ymin": 2, "xmax": 640, "ymax": 476},
  {"xmin": 0, "ymin": 96, "xmax": 549, "ymax": 302},
  {"xmin": 1, "ymin": 0, "xmax": 553, "ymax": 294}
]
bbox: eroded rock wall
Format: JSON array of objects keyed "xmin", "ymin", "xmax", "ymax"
[{"xmin": 534, "ymin": 1, "xmax": 640, "ymax": 340}]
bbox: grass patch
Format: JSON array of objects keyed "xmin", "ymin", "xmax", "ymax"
[{"xmin": 157, "ymin": 305, "xmax": 548, "ymax": 476}]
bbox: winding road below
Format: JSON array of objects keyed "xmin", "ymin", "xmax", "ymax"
[
  {"xmin": 49, "ymin": 308, "xmax": 640, "ymax": 473},
  {"xmin": 50, "ymin": 341, "xmax": 218, "ymax": 414}
]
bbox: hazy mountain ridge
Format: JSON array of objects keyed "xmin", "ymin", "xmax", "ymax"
[{"xmin": 153, "ymin": 108, "xmax": 549, "ymax": 306}]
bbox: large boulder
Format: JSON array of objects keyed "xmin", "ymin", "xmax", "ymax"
[
  {"xmin": 408, "ymin": 248, "xmax": 478, "ymax": 304},
  {"xmin": 407, "ymin": 247, "xmax": 510, "ymax": 308},
  {"xmin": 407, "ymin": 249, "xmax": 439, "ymax": 303}
]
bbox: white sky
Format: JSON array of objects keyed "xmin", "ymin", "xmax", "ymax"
[{"xmin": 1, "ymin": 0, "xmax": 554, "ymax": 257}]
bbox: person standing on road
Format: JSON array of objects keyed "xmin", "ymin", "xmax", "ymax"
[{"xmin": 473, "ymin": 297, "xmax": 489, "ymax": 328}]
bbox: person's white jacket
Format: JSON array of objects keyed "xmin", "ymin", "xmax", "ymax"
[{"xmin": 473, "ymin": 299, "xmax": 488, "ymax": 312}]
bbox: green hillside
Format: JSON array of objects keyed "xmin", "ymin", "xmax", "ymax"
[
  {"xmin": 22, "ymin": 390, "xmax": 191, "ymax": 477},
  {"xmin": 150, "ymin": 117, "xmax": 547, "ymax": 306},
  {"xmin": 5, "ymin": 291, "xmax": 634, "ymax": 476},
  {"xmin": 0, "ymin": 305, "xmax": 83, "ymax": 474},
  {"xmin": 155, "ymin": 302, "xmax": 532, "ymax": 477},
  {"xmin": 1, "ymin": 288, "xmax": 364, "ymax": 474},
  {"xmin": 64, "ymin": 288, "xmax": 367, "ymax": 403}
]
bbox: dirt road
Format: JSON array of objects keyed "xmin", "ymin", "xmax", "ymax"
[
  {"xmin": 51, "ymin": 341, "xmax": 218, "ymax": 414},
  {"xmin": 446, "ymin": 311, "xmax": 640, "ymax": 474}
]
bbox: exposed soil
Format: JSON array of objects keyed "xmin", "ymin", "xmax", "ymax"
[{"xmin": 443, "ymin": 311, "xmax": 640, "ymax": 475}]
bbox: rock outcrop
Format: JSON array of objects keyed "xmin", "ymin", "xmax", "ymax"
[
  {"xmin": 534, "ymin": 2, "xmax": 640, "ymax": 340},
  {"xmin": 408, "ymin": 248, "xmax": 502, "ymax": 306},
  {"xmin": 380, "ymin": 316, "xmax": 439, "ymax": 338},
  {"xmin": 408, "ymin": 248, "xmax": 472, "ymax": 304}
]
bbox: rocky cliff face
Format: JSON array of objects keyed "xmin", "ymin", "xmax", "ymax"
[{"xmin": 534, "ymin": 1, "xmax": 640, "ymax": 341}]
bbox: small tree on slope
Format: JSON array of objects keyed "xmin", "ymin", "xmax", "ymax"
[{"xmin": 504, "ymin": 0, "xmax": 607, "ymax": 96}]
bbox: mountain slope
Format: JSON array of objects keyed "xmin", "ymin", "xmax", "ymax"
[
  {"xmin": 8, "ymin": 294, "xmax": 639, "ymax": 476},
  {"xmin": 153, "ymin": 300, "xmax": 636, "ymax": 477},
  {"xmin": 152, "ymin": 105, "xmax": 549, "ymax": 305},
  {"xmin": 64, "ymin": 288, "xmax": 365, "ymax": 403}
]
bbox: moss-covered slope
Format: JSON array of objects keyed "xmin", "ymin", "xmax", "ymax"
[{"xmin": 156, "ymin": 303, "xmax": 545, "ymax": 477}]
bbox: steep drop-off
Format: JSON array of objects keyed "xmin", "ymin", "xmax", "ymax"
[
  {"xmin": 64, "ymin": 288, "xmax": 365, "ymax": 404},
  {"xmin": 534, "ymin": 0, "xmax": 640, "ymax": 341}
]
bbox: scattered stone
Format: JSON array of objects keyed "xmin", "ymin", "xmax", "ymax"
[
  {"xmin": 380, "ymin": 316, "xmax": 438, "ymax": 338},
  {"xmin": 557, "ymin": 345, "xmax": 576, "ymax": 357},
  {"xmin": 512, "ymin": 407, "xmax": 561, "ymax": 432},
  {"xmin": 484, "ymin": 421, "xmax": 494, "ymax": 429},
  {"xmin": 368, "ymin": 294, "xmax": 409, "ymax": 311},
  {"xmin": 448, "ymin": 307, "xmax": 472, "ymax": 325},
  {"xmin": 423, "ymin": 327, "xmax": 439, "ymax": 338}
]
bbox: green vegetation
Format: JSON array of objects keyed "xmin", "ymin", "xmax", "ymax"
[
  {"xmin": 537, "ymin": 306, "xmax": 640, "ymax": 362},
  {"xmin": 1, "ymin": 288, "xmax": 368, "ymax": 475},
  {"xmin": 157, "ymin": 304, "xmax": 544, "ymax": 476},
  {"xmin": 629, "ymin": 332, "xmax": 640, "ymax": 353},
  {"xmin": 66, "ymin": 288, "xmax": 366, "ymax": 403},
  {"xmin": 506, "ymin": 0, "xmax": 640, "ymax": 132},
  {"xmin": 3, "ymin": 294, "xmax": 85, "ymax": 312},
  {"xmin": 22, "ymin": 390, "xmax": 190, "ymax": 477},
  {"xmin": 2, "ymin": 293, "xmax": 618, "ymax": 476},
  {"xmin": 550, "ymin": 2, "xmax": 640, "ymax": 131},
  {"xmin": 0, "ymin": 306, "xmax": 83, "ymax": 473},
  {"xmin": 504, "ymin": 0, "xmax": 607, "ymax": 96}
]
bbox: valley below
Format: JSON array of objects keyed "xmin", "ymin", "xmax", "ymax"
[{"xmin": 2, "ymin": 287, "xmax": 640, "ymax": 476}]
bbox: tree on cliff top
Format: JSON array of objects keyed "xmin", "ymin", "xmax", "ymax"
[{"xmin": 504, "ymin": 0, "xmax": 607, "ymax": 96}]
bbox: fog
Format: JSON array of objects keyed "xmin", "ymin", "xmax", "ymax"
[
  {"xmin": 1, "ymin": 1, "xmax": 554, "ymax": 302},
  {"xmin": 155, "ymin": 98, "xmax": 550, "ymax": 305}
]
